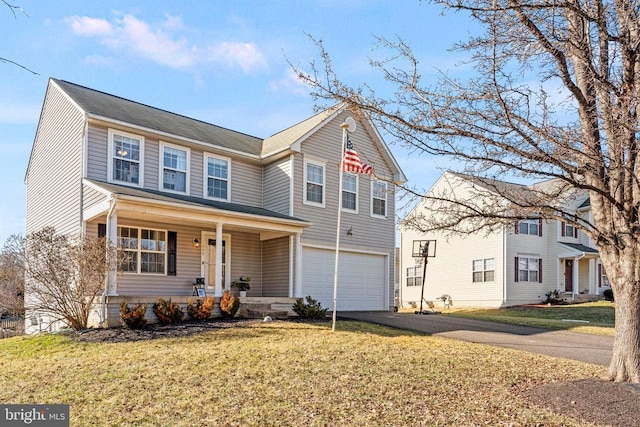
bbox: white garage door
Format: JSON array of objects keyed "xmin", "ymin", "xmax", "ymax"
[{"xmin": 302, "ymin": 247, "xmax": 387, "ymax": 311}]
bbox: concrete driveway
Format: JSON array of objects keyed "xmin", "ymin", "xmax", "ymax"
[{"xmin": 339, "ymin": 311, "xmax": 613, "ymax": 366}]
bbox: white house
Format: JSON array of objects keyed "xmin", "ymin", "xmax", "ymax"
[
  {"xmin": 25, "ymin": 78, "xmax": 406, "ymax": 331},
  {"xmin": 400, "ymin": 172, "xmax": 609, "ymax": 308}
]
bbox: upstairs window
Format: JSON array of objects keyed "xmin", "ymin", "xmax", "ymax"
[
  {"xmin": 304, "ymin": 159, "xmax": 325, "ymax": 207},
  {"xmin": 561, "ymin": 214, "xmax": 578, "ymax": 238},
  {"xmin": 342, "ymin": 173, "xmax": 358, "ymax": 212},
  {"xmin": 473, "ymin": 258, "xmax": 495, "ymax": 282},
  {"xmin": 109, "ymin": 130, "xmax": 143, "ymax": 186},
  {"xmin": 161, "ymin": 143, "xmax": 189, "ymax": 193},
  {"xmin": 371, "ymin": 180, "xmax": 387, "ymax": 218},
  {"xmin": 517, "ymin": 219, "xmax": 542, "ymax": 236},
  {"xmin": 205, "ymin": 154, "xmax": 230, "ymax": 201}
]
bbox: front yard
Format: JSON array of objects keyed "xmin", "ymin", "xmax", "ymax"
[{"xmin": 0, "ymin": 320, "xmax": 605, "ymax": 426}]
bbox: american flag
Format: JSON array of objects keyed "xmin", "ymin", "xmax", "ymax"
[{"xmin": 343, "ymin": 136, "xmax": 373, "ymax": 175}]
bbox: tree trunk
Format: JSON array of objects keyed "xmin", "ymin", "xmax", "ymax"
[{"xmin": 608, "ymin": 279, "xmax": 640, "ymax": 382}]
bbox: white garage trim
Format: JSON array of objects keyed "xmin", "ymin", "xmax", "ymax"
[{"xmin": 302, "ymin": 242, "xmax": 390, "ymax": 256}]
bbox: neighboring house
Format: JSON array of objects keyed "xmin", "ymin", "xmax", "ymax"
[
  {"xmin": 25, "ymin": 78, "xmax": 406, "ymax": 330},
  {"xmin": 399, "ymin": 172, "xmax": 610, "ymax": 308}
]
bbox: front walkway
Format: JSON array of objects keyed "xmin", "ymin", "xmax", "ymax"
[{"xmin": 339, "ymin": 311, "xmax": 613, "ymax": 366}]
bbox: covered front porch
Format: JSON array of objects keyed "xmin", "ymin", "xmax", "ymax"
[
  {"xmin": 82, "ymin": 179, "xmax": 310, "ymax": 327},
  {"xmin": 556, "ymin": 242, "xmax": 607, "ymax": 302}
]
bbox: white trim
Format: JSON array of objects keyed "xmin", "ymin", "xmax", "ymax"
[
  {"xmin": 203, "ymin": 152, "xmax": 231, "ymax": 202},
  {"xmin": 82, "ymin": 178, "xmax": 113, "ymax": 196},
  {"xmin": 88, "ymin": 115, "xmax": 262, "ymax": 160},
  {"xmin": 303, "ymin": 157, "xmax": 326, "ymax": 208},
  {"xmin": 370, "ymin": 179, "xmax": 388, "ymax": 218},
  {"xmin": 159, "ymin": 141, "xmax": 190, "ymax": 195},
  {"xmin": 117, "ymin": 225, "xmax": 167, "ymax": 275},
  {"xmin": 341, "ymin": 172, "xmax": 359, "ymax": 214},
  {"xmin": 83, "ymin": 200, "xmax": 111, "ymax": 221},
  {"xmin": 302, "ymin": 242, "xmax": 390, "ymax": 257},
  {"xmin": 107, "ymin": 128, "xmax": 145, "ymax": 188},
  {"xmin": 201, "ymin": 230, "xmax": 231, "ymax": 295},
  {"xmin": 289, "ymin": 154, "xmax": 295, "ymax": 216}
]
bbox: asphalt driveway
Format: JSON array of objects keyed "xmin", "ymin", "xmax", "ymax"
[{"xmin": 339, "ymin": 311, "xmax": 613, "ymax": 366}]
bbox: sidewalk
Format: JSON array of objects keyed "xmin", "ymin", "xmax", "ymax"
[{"xmin": 339, "ymin": 311, "xmax": 613, "ymax": 366}]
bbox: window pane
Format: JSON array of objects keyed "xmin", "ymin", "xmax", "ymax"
[
  {"xmin": 484, "ymin": 258, "xmax": 495, "ymax": 270},
  {"xmin": 519, "ymin": 258, "xmax": 528, "ymax": 270},
  {"xmin": 519, "ymin": 270, "xmax": 529, "ymax": 281},
  {"xmin": 113, "ymin": 158, "xmax": 139, "ymax": 184},
  {"xmin": 373, "ymin": 181, "xmax": 386, "ymax": 198},
  {"xmin": 529, "ymin": 258, "xmax": 538, "ymax": 270},
  {"xmin": 473, "ymin": 259, "xmax": 483, "ymax": 271},
  {"xmin": 141, "ymin": 252, "xmax": 165, "ymax": 273},
  {"xmin": 119, "ymin": 251, "xmax": 137, "ymax": 272},
  {"xmin": 307, "ymin": 183, "xmax": 323, "ymax": 203},
  {"xmin": 208, "ymin": 157, "xmax": 228, "ymax": 179},
  {"xmin": 343, "ymin": 174, "xmax": 357, "ymax": 191},
  {"xmin": 164, "ymin": 147, "xmax": 187, "ymax": 171},
  {"xmin": 473, "ymin": 271, "xmax": 484, "ymax": 282},
  {"xmin": 163, "ymin": 170, "xmax": 186, "ymax": 192},
  {"xmin": 519, "ymin": 222, "xmax": 529, "ymax": 234},
  {"xmin": 113, "ymin": 135, "xmax": 140, "ymax": 161},
  {"xmin": 530, "ymin": 223, "xmax": 538, "ymax": 235},
  {"xmin": 373, "ymin": 198, "xmax": 386, "ymax": 216},
  {"xmin": 307, "ymin": 163, "xmax": 323, "ymax": 184},
  {"xmin": 343, "ymin": 192, "xmax": 356, "ymax": 210},
  {"xmin": 529, "ymin": 271, "xmax": 538, "ymax": 282},
  {"xmin": 484, "ymin": 270, "xmax": 495, "ymax": 282},
  {"xmin": 208, "ymin": 177, "xmax": 228, "ymax": 199}
]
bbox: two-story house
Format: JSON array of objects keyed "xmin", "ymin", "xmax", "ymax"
[
  {"xmin": 399, "ymin": 172, "xmax": 609, "ymax": 308},
  {"xmin": 25, "ymin": 78, "xmax": 406, "ymax": 330}
]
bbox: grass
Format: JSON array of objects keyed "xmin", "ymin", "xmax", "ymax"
[
  {"xmin": 0, "ymin": 321, "xmax": 604, "ymax": 426},
  {"xmin": 441, "ymin": 301, "xmax": 615, "ymax": 335}
]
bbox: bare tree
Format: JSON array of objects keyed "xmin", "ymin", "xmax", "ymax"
[
  {"xmin": 297, "ymin": 0, "xmax": 640, "ymax": 382},
  {"xmin": 0, "ymin": 234, "xmax": 25, "ymax": 316},
  {"xmin": 15, "ymin": 227, "xmax": 116, "ymax": 331},
  {"xmin": 1, "ymin": 0, "xmax": 37, "ymax": 74}
]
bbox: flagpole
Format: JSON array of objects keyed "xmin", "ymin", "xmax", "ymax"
[{"xmin": 332, "ymin": 121, "xmax": 349, "ymax": 332}]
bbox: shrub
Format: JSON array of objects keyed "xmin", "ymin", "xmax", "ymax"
[
  {"xmin": 292, "ymin": 296, "xmax": 328, "ymax": 319},
  {"xmin": 219, "ymin": 290, "xmax": 240, "ymax": 319},
  {"xmin": 120, "ymin": 301, "xmax": 147, "ymax": 329},
  {"xmin": 153, "ymin": 298, "xmax": 184, "ymax": 325},
  {"xmin": 543, "ymin": 289, "xmax": 563, "ymax": 304},
  {"xmin": 603, "ymin": 289, "xmax": 614, "ymax": 302},
  {"xmin": 187, "ymin": 296, "xmax": 215, "ymax": 321}
]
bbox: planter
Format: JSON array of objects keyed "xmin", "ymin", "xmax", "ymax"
[{"xmin": 239, "ymin": 291, "xmax": 247, "ymax": 298}]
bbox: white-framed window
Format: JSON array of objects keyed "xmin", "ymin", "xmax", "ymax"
[
  {"xmin": 406, "ymin": 266, "xmax": 422, "ymax": 287},
  {"xmin": 564, "ymin": 223, "xmax": 576, "ymax": 238},
  {"xmin": 304, "ymin": 159, "xmax": 325, "ymax": 207},
  {"xmin": 599, "ymin": 264, "xmax": 610, "ymax": 287},
  {"xmin": 204, "ymin": 153, "xmax": 230, "ymax": 201},
  {"xmin": 371, "ymin": 180, "xmax": 387, "ymax": 218},
  {"xmin": 518, "ymin": 219, "xmax": 540, "ymax": 236},
  {"xmin": 108, "ymin": 129, "xmax": 144, "ymax": 186},
  {"xmin": 518, "ymin": 257, "xmax": 539, "ymax": 282},
  {"xmin": 342, "ymin": 173, "xmax": 358, "ymax": 212},
  {"xmin": 117, "ymin": 226, "xmax": 166, "ymax": 274},
  {"xmin": 160, "ymin": 142, "xmax": 189, "ymax": 194},
  {"xmin": 473, "ymin": 258, "xmax": 495, "ymax": 282}
]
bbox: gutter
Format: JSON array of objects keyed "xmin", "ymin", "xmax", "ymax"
[{"xmin": 101, "ymin": 194, "xmax": 118, "ymax": 327}]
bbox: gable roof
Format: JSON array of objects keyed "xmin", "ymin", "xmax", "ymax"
[
  {"xmin": 558, "ymin": 242, "xmax": 598, "ymax": 254},
  {"xmin": 85, "ymin": 179, "xmax": 310, "ymax": 225},
  {"xmin": 52, "ymin": 79, "xmax": 264, "ymax": 156}
]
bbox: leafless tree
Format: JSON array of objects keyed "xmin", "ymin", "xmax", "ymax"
[
  {"xmin": 297, "ymin": 0, "xmax": 640, "ymax": 382},
  {"xmin": 1, "ymin": 0, "xmax": 37, "ymax": 74},
  {"xmin": 0, "ymin": 234, "xmax": 25, "ymax": 316},
  {"xmin": 15, "ymin": 227, "xmax": 116, "ymax": 331}
]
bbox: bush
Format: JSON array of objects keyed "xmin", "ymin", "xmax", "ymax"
[
  {"xmin": 187, "ymin": 296, "xmax": 215, "ymax": 321},
  {"xmin": 543, "ymin": 289, "xmax": 563, "ymax": 304},
  {"xmin": 603, "ymin": 289, "xmax": 614, "ymax": 302},
  {"xmin": 292, "ymin": 296, "xmax": 328, "ymax": 319},
  {"xmin": 153, "ymin": 298, "xmax": 184, "ymax": 325},
  {"xmin": 120, "ymin": 301, "xmax": 147, "ymax": 329},
  {"xmin": 219, "ymin": 290, "xmax": 240, "ymax": 319}
]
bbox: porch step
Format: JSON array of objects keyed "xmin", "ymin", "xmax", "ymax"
[{"xmin": 246, "ymin": 309, "xmax": 289, "ymax": 320}]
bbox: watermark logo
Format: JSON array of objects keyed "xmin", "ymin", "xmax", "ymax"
[{"xmin": 0, "ymin": 405, "xmax": 68, "ymax": 426}]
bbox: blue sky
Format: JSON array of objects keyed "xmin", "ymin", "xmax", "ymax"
[{"xmin": 1, "ymin": 0, "xmax": 475, "ymax": 243}]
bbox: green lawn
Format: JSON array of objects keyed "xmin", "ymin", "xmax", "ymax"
[
  {"xmin": 443, "ymin": 301, "xmax": 615, "ymax": 335},
  {"xmin": 0, "ymin": 321, "xmax": 604, "ymax": 426}
]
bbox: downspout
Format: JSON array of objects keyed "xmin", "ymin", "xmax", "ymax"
[
  {"xmin": 101, "ymin": 194, "xmax": 118, "ymax": 326},
  {"xmin": 503, "ymin": 226, "xmax": 507, "ymax": 306}
]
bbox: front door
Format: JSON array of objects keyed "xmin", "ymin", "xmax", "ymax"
[
  {"xmin": 565, "ymin": 260, "xmax": 573, "ymax": 292},
  {"xmin": 202, "ymin": 233, "xmax": 230, "ymax": 292}
]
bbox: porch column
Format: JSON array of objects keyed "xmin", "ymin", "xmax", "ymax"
[
  {"xmin": 573, "ymin": 256, "xmax": 579, "ymax": 298},
  {"xmin": 588, "ymin": 259, "xmax": 596, "ymax": 294},
  {"xmin": 215, "ymin": 222, "xmax": 223, "ymax": 297},
  {"xmin": 294, "ymin": 233, "xmax": 302, "ymax": 298},
  {"xmin": 106, "ymin": 212, "xmax": 118, "ymax": 296}
]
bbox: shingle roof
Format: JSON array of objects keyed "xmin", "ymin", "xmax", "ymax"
[
  {"xmin": 86, "ymin": 179, "xmax": 310, "ymax": 225},
  {"xmin": 558, "ymin": 242, "xmax": 599, "ymax": 253},
  {"xmin": 53, "ymin": 79, "xmax": 264, "ymax": 156}
]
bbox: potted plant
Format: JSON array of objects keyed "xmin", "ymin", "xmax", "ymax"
[{"xmin": 231, "ymin": 276, "xmax": 251, "ymax": 297}]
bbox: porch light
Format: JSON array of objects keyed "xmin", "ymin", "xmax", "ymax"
[
  {"xmin": 192, "ymin": 238, "xmax": 200, "ymax": 248},
  {"xmin": 346, "ymin": 227, "xmax": 353, "ymax": 236}
]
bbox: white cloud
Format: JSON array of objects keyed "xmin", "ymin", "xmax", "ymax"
[
  {"xmin": 269, "ymin": 69, "xmax": 309, "ymax": 96},
  {"xmin": 84, "ymin": 54, "xmax": 112, "ymax": 66},
  {"xmin": 65, "ymin": 13, "xmax": 267, "ymax": 73}
]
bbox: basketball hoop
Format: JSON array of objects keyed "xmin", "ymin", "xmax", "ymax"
[{"xmin": 412, "ymin": 239, "xmax": 437, "ymax": 315}]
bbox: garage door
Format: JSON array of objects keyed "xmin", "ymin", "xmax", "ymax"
[{"xmin": 302, "ymin": 247, "xmax": 387, "ymax": 311}]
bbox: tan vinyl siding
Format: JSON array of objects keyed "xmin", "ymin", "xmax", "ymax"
[
  {"xmin": 230, "ymin": 161, "xmax": 262, "ymax": 206},
  {"xmin": 82, "ymin": 184, "xmax": 107, "ymax": 211},
  {"xmin": 190, "ymin": 150, "xmax": 203, "ymax": 198},
  {"xmin": 263, "ymin": 157, "xmax": 292, "ymax": 215},
  {"xmin": 262, "ymin": 237, "xmax": 290, "ymax": 296},
  {"xmin": 145, "ymin": 138, "xmax": 159, "ymax": 190},
  {"xmin": 86, "ymin": 125, "xmax": 107, "ymax": 181},
  {"xmin": 229, "ymin": 231, "xmax": 262, "ymax": 295},
  {"xmin": 26, "ymin": 82, "xmax": 85, "ymax": 235}
]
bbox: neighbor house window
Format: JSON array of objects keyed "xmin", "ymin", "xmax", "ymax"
[
  {"xmin": 406, "ymin": 266, "xmax": 422, "ymax": 287},
  {"xmin": 561, "ymin": 214, "xmax": 578, "ymax": 238},
  {"xmin": 342, "ymin": 173, "xmax": 358, "ymax": 212},
  {"xmin": 205, "ymin": 154, "xmax": 230, "ymax": 201},
  {"xmin": 304, "ymin": 159, "xmax": 325, "ymax": 207},
  {"xmin": 473, "ymin": 258, "xmax": 495, "ymax": 282},
  {"xmin": 109, "ymin": 130, "xmax": 143, "ymax": 186},
  {"xmin": 598, "ymin": 264, "xmax": 610, "ymax": 287},
  {"xmin": 516, "ymin": 257, "xmax": 541, "ymax": 282},
  {"xmin": 118, "ymin": 226, "xmax": 166, "ymax": 274},
  {"xmin": 518, "ymin": 219, "xmax": 541, "ymax": 236},
  {"xmin": 161, "ymin": 143, "xmax": 189, "ymax": 193},
  {"xmin": 371, "ymin": 180, "xmax": 387, "ymax": 217}
]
